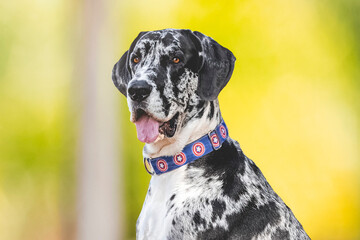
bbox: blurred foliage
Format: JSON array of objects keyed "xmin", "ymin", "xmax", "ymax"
[{"xmin": 1, "ymin": 0, "xmax": 359, "ymax": 239}]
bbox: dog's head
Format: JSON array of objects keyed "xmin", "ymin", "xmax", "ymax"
[{"xmin": 112, "ymin": 29, "xmax": 235, "ymax": 143}]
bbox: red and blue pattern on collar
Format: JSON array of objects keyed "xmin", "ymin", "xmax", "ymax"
[{"xmin": 143, "ymin": 119, "xmax": 229, "ymax": 175}]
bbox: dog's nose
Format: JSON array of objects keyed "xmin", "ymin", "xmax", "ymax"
[{"xmin": 127, "ymin": 80, "xmax": 153, "ymax": 102}]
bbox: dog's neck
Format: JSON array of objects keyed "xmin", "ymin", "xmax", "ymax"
[{"xmin": 143, "ymin": 100, "xmax": 221, "ymax": 159}]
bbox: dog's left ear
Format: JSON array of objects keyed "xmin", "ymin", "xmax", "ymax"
[{"xmin": 192, "ymin": 31, "xmax": 236, "ymax": 101}]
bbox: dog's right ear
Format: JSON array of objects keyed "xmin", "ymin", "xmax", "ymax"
[
  {"xmin": 112, "ymin": 50, "xmax": 131, "ymax": 96},
  {"xmin": 112, "ymin": 31, "xmax": 148, "ymax": 96}
]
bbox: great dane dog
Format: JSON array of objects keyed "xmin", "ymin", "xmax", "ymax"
[{"xmin": 112, "ymin": 29, "xmax": 310, "ymax": 240}]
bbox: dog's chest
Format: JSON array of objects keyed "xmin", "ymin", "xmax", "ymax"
[
  {"xmin": 136, "ymin": 168, "xmax": 186, "ymax": 240},
  {"xmin": 136, "ymin": 166, "xmax": 220, "ymax": 240}
]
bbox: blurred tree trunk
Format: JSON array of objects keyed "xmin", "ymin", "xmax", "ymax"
[{"xmin": 76, "ymin": 0, "xmax": 123, "ymax": 239}]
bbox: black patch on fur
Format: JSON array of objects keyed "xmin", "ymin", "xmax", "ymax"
[
  {"xmin": 142, "ymin": 32, "xmax": 160, "ymax": 41},
  {"xmin": 196, "ymin": 225, "xmax": 228, "ymax": 240},
  {"xmin": 197, "ymin": 106, "xmax": 205, "ymax": 118},
  {"xmin": 166, "ymin": 203, "xmax": 175, "ymax": 217},
  {"xmin": 185, "ymin": 104, "xmax": 194, "ymax": 113},
  {"xmin": 211, "ymin": 199, "xmax": 226, "ymax": 222},
  {"xmin": 272, "ymin": 228, "xmax": 290, "ymax": 240},
  {"xmin": 226, "ymin": 198, "xmax": 281, "ymax": 239},
  {"xmin": 223, "ymin": 173, "xmax": 247, "ymax": 201},
  {"xmin": 197, "ymin": 197, "xmax": 281, "ymax": 239},
  {"xmin": 171, "ymin": 67, "xmax": 185, "ymax": 84},
  {"xmin": 208, "ymin": 101, "xmax": 215, "ymax": 119},
  {"xmin": 172, "ymin": 81, "xmax": 180, "ymax": 99},
  {"xmin": 188, "ymin": 140, "xmax": 246, "ymax": 201},
  {"xmin": 196, "ymin": 100, "xmax": 205, "ymax": 112},
  {"xmin": 170, "ymin": 194, "xmax": 176, "ymax": 201},
  {"xmin": 144, "ymin": 42, "xmax": 151, "ymax": 54},
  {"xmin": 161, "ymin": 32, "xmax": 176, "ymax": 46},
  {"xmin": 193, "ymin": 100, "xmax": 206, "ymax": 118},
  {"xmin": 193, "ymin": 211, "xmax": 207, "ymax": 229},
  {"xmin": 157, "ymin": 85, "xmax": 170, "ymax": 117}
]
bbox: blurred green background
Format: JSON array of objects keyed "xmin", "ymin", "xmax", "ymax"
[{"xmin": 0, "ymin": 0, "xmax": 359, "ymax": 239}]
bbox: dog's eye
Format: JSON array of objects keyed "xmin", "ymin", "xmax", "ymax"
[
  {"xmin": 172, "ymin": 57, "xmax": 180, "ymax": 64},
  {"xmin": 133, "ymin": 57, "xmax": 140, "ymax": 64}
]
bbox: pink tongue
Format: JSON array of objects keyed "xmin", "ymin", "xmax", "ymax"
[{"xmin": 135, "ymin": 115, "xmax": 160, "ymax": 143}]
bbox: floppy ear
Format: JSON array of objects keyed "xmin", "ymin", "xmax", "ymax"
[
  {"xmin": 193, "ymin": 31, "xmax": 236, "ymax": 101},
  {"xmin": 112, "ymin": 50, "xmax": 131, "ymax": 96},
  {"xmin": 112, "ymin": 31, "xmax": 148, "ymax": 96}
]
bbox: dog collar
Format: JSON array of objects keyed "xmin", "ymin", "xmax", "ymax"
[{"xmin": 143, "ymin": 119, "xmax": 229, "ymax": 175}]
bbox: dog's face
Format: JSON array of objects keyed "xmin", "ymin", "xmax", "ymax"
[{"xmin": 112, "ymin": 29, "xmax": 235, "ymax": 143}]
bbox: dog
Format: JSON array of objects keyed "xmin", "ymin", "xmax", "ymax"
[{"xmin": 112, "ymin": 29, "xmax": 310, "ymax": 240}]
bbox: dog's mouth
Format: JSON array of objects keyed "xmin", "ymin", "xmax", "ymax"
[{"xmin": 133, "ymin": 108, "xmax": 179, "ymax": 143}]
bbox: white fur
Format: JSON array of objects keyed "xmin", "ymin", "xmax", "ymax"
[{"xmin": 137, "ymin": 104, "xmax": 219, "ymax": 240}]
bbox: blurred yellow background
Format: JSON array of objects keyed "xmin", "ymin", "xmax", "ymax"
[{"xmin": 0, "ymin": 0, "xmax": 359, "ymax": 239}]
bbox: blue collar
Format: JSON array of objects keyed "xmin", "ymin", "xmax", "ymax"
[{"xmin": 143, "ymin": 119, "xmax": 229, "ymax": 175}]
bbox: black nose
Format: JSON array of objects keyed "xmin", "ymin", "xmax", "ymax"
[{"xmin": 127, "ymin": 80, "xmax": 153, "ymax": 102}]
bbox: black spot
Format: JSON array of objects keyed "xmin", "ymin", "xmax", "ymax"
[
  {"xmin": 255, "ymin": 184, "xmax": 263, "ymax": 191},
  {"xmin": 197, "ymin": 225, "xmax": 229, "ymax": 240},
  {"xmin": 186, "ymin": 104, "xmax": 194, "ymax": 113},
  {"xmin": 170, "ymin": 194, "xmax": 176, "ymax": 201},
  {"xmin": 172, "ymin": 219, "xmax": 176, "ymax": 226},
  {"xmin": 142, "ymin": 32, "xmax": 160, "ymax": 41},
  {"xmin": 159, "ymin": 55, "xmax": 169, "ymax": 69},
  {"xmin": 157, "ymin": 85, "xmax": 170, "ymax": 116},
  {"xmin": 188, "ymin": 140, "xmax": 247, "ymax": 201},
  {"xmin": 222, "ymin": 172, "xmax": 247, "ymax": 201},
  {"xmin": 172, "ymin": 82, "xmax": 180, "ymax": 98},
  {"xmin": 144, "ymin": 42, "xmax": 151, "ymax": 54},
  {"xmin": 161, "ymin": 32, "xmax": 176, "ymax": 46},
  {"xmin": 208, "ymin": 101, "xmax": 215, "ymax": 119},
  {"xmin": 166, "ymin": 203, "xmax": 175, "ymax": 217},
  {"xmin": 171, "ymin": 68, "xmax": 185, "ymax": 85},
  {"xmin": 193, "ymin": 211, "xmax": 207, "ymax": 229},
  {"xmin": 225, "ymin": 197, "xmax": 281, "ymax": 239},
  {"xmin": 272, "ymin": 228, "xmax": 290, "ymax": 240},
  {"xmin": 195, "ymin": 100, "xmax": 205, "ymax": 112},
  {"xmin": 211, "ymin": 199, "xmax": 226, "ymax": 221},
  {"xmin": 197, "ymin": 106, "xmax": 205, "ymax": 118}
]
